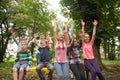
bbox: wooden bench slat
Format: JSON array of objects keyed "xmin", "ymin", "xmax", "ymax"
[{"xmin": 29, "ymin": 66, "xmax": 48, "ymax": 72}]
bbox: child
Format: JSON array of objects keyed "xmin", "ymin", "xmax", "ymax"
[
  {"xmin": 80, "ymin": 20, "xmax": 105, "ymax": 80},
  {"xmin": 53, "ymin": 19, "xmax": 69, "ymax": 80},
  {"xmin": 12, "ymin": 41, "xmax": 32, "ymax": 80},
  {"xmin": 10, "ymin": 28, "xmax": 32, "ymax": 51},
  {"xmin": 36, "ymin": 39, "xmax": 54, "ymax": 80},
  {"xmin": 67, "ymin": 32, "xmax": 86, "ymax": 80}
]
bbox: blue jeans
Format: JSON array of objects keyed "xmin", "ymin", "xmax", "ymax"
[
  {"xmin": 54, "ymin": 62, "xmax": 69, "ymax": 80},
  {"xmin": 36, "ymin": 52, "xmax": 41, "ymax": 64}
]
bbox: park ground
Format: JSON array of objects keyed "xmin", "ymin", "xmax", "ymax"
[{"xmin": 0, "ymin": 59, "xmax": 120, "ymax": 80}]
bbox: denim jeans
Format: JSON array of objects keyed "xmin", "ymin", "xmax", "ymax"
[
  {"xmin": 54, "ymin": 62, "xmax": 69, "ymax": 80},
  {"xmin": 84, "ymin": 59, "xmax": 105, "ymax": 80},
  {"xmin": 36, "ymin": 52, "xmax": 41, "ymax": 64},
  {"xmin": 69, "ymin": 63, "xmax": 86, "ymax": 80},
  {"xmin": 36, "ymin": 62, "xmax": 54, "ymax": 80}
]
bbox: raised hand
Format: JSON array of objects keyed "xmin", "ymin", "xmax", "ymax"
[
  {"xmin": 72, "ymin": 32, "xmax": 76, "ymax": 39},
  {"xmin": 81, "ymin": 19, "xmax": 85, "ymax": 27},
  {"xmin": 28, "ymin": 28, "xmax": 32, "ymax": 34},
  {"xmin": 93, "ymin": 20, "xmax": 98, "ymax": 26},
  {"xmin": 54, "ymin": 19, "xmax": 58, "ymax": 25}
]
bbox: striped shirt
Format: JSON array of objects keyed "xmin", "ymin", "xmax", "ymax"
[{"xmin": 15, "ymin": 49, "xmax": 32, "ymax": 65}]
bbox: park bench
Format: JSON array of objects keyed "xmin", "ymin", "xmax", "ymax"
[{"xmin": 28, "ymin": 66, "xmax": 48, "ymax": 72}]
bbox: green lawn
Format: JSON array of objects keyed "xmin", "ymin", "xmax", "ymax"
[{"xmin": 0, "ymin": 59, "xmax": 120, "ymax": 80}]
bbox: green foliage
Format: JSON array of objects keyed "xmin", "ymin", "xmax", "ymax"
[
  {"xmin": 60, "ymin": 0, "xmax": 120, "ymax": 60},
  {"xmin": 0, "ymin": 0, "xmax": 56, "ymax": 62}
]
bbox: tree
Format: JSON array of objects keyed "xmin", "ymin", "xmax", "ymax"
[
  {"xmin": 0, "ymin": 0, "xmax": 55, "ymax": 63},
  {"xmin": 60, "ymin": 0, "xmax": 120, "ymax": 69}
]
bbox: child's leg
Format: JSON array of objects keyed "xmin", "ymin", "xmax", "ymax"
[
  {"xmin": 62, "ymin": 62, "xmax": 69, "ymax": 80},
  {"xmin": 19, "ymin": 68, "xmax": 24, "ymax": 80},
  {"xmin": 18, "ymin": 63, "xmax": 28, "ymax": 80},
  {"xmin": 36, "ymin": 62, "xmax": 45, "ymax": 80},
  {"xmin": 13, "ymin": 67, "xmax": 18, "ymax": 80},
  {"xmin": 77, "ymin": 63, "xmax": 86, "ymax": 80},
  {"xmin": 92, "ymin": 60, "xmax": 105, "ymax": 80},
  {"xmin": 69, "ymin": 64, "xmax": 81, "ymax": 80},
  {"xmin": 47, "ymin": 62, "xmax": 54, "ymax": 80},
  {"xmin": 84, "ymin": 59, "xmax": 96, "ymax": 80},
  {"xmin": 13, "ymin": 62, "xmax": 20, "ymax": 80},
  {"xmin": 54, "ymin": 62, "xmax": 63, "ymax": 80}
]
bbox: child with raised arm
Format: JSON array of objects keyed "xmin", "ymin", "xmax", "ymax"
[
  {"xmin": 10, "ymin": 28, "xmax": 32, "ymax": 51},
  {"xmin": 80, "ymin": 20, "xmax": 105, "ymax": 80},
  {"xmin": 36, "ymin": 39, "xmax": 54, "ymax": 80},
  {"xmin": 12, "ymin": 41, "xmax": 32, "ymax": 80},
  {"xmin": 53, "ymin": 19, "xmax": 69, "ymax": 80},
  {"xmin": 67, "ymin": 32, "xmax": 86, "ymax": 80}
]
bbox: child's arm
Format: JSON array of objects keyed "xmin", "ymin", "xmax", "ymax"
[
  {"xmin": 12, "ymin": 33, "xmax": 19, "ymax": 46},
  {"xmin": 57, "ymin": 20, "xmax": 63, "ymax": 32},
  {"xmin": 68, "ymin": 19, "xmax": 74, "ymax": 39},
  {"xmin": 27, "ymin": 28, "xmax": 33, "ymax": 44},
  {"xmin": 64, "ymin": 22, "xmax": 69, "ymax": 43},
  {"xmin": 79, "ymin": 19, "xmax": 85, "ymax": 42},
  {"xmin": 53, "ymin": 19, "xmax": 58, "ymax": 44},
  {"xmin": 91, "ymin": 20, "xmax": 98, "ymax": 43}
]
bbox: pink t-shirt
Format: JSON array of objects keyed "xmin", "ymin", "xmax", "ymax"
[
  {"xmin": 54, "ymin": 41, "xmax": 67, "ymax": 63},
  {"xmin": 82, "ymin": 42, "xmax": 95, "ymax": 59}
]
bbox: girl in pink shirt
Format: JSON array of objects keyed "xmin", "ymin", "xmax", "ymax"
[
  {"xmin": 80, "ymin": 20, "xmax": 105, "ymax": 80},
  {"xmin": 53, "ymin": 19, "xmax": 69, "ymax": 80}
]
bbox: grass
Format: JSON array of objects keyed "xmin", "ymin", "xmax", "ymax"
[
  {"xmin": 102, "ymin": 59, "xmax": 120, "ymax": 65},
  {"xmin": 0, "ymin": 59, "xmax": 120, "ymax": 80}
]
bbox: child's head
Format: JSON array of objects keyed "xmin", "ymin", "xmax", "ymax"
[
  {"xmin": 33, "ymin": 33, "xmax": 38, "ymax": 38},
  {"xmin": 41, "ymin": 39, "xmax": 48, "ymax": 47},
  {"xmin": 58, "ymin": 32, "xmax": 64, "ymax": 41},
  {"xmin": 21, "ymin": 41, "xmax": 28, "ymax": 50},
  {"xmin": 39, "ymin": 33, "xmax": 45, "ymax": 40},
  {"xmin": 20, "ymin": 36, "xmax": 27, "ymax": 42},
  {"xmin": 84, "ymin": 33, "xmax": 90, "ymax": 43},
  {"xmin": 73, "ymin": 39, "xmax": 78, "ymax": 46},
  {"xmin": 46, "ymin": 30, "xmax": 50, "ymax": 35}
]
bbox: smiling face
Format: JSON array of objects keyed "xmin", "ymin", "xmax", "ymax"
[
  {"xmin": 84, "ymin": 33, "xmax": 90, "ymax": 43},
  {"xmin": 41, "ymin": 40, "xmax": 47, "ymax": 47},
  {"xmin": 58, "ymin": 32, "xmax": 64, "ymax": 41},
  {"xmin": 73, "ymin": 39, "xmax": 78, "ymax": 46}
]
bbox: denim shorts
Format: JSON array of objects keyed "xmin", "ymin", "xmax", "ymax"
[{"xmin": 13, "ymin": 61, "xmax": 28, "ymax": 69}]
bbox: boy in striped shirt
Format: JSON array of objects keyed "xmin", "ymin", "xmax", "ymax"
[{"xmin": 12, "ymin": 41, "xmax": 32, "ymax": 80}]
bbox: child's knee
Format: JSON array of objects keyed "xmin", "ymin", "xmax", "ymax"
[
  {"xmin": 49, "ymin": 66, "xmax": 54, "ymax": 71},
  {"xmin": 19, "ymin": 68, "xmax": 24, "ymax": 72},
  {"xmin": 13, "ymin": 68, "xmax": 18, "ymax": 72}
]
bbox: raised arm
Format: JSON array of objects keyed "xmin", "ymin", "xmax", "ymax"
[
  {"xmin": 57, "ymin": 20, "xmax": 63, "ymax": 32},
  {"xmin": 64, "ymin": 22, "xmax": 69, "ymax": 43},
  {"xmin": 91, "ymin": 20, "xmax": 98, "ymax": 43},
  {"xmin": 68, "ymin": 19, "xmax": 74, "ymax": 39},
  {"xmin": 27, "ymin": 28, "xmax": 33, "ymax": 43},
  {"xmin": 53, "ymin": 19, "xmax": 58, "ymax": 43},
  {"xmin": 79, "ymin": 19, "xmax": 85, "ymax": 42},
  {"xmin": 10, "ymin": 30, "xmax": 19, "ymax": 45}
]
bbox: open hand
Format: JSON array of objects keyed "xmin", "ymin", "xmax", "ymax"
[
  {"xmin": 93, "ymin": 20, "xmax": 98, "ymax": 26},
  {"xmin": 81, "ymin": 19, "xmax": 85, "ymax": 27}
]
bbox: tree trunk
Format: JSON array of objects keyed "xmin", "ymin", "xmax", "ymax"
[
  {"xmin": 93, "ymin": 39, "xmax": 106, "ymax": 70},
  {"xmin": 0, "ymin": 51, "xmax": 4, "ymax": 63},
  {"xmin": 103, "ymin": 39, "xmax": 107, "ymax": 60}
]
